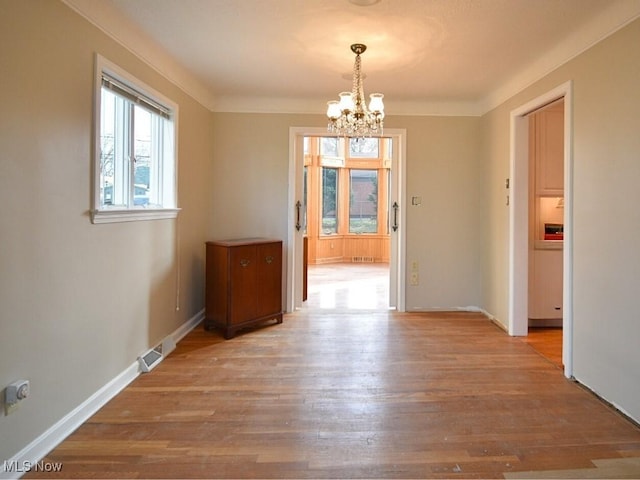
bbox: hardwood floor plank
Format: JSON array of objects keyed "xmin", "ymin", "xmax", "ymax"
[{"xmin": 27, "ymin": 311, "xmax": 640, "ymax": 479}]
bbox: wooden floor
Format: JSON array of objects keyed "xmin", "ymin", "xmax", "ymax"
[
  {"xmin": 28, "ymin": 265, "xmax": 640, "ymax": 479},
  {"xmin": 522, "ymin": 327, "xmax": 563, "ymax": 368},
  {"xmin": 307, "ymin": 263, "xmax": 565, "ymax": 368},
  {"xmin": 304, "ymin": 262, "xmax": 390, "ymax": 310}
]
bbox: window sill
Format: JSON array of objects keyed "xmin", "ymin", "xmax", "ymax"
[{"xmin": 91, "ymin": 208, "xmax": 180, "ymax": 224}]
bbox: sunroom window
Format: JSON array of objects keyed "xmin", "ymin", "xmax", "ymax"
[
  {"xmin": 349, "ymin": 169, "xmax": 378, "ymax": 233},
  {"xmin": 349, "ymin": 137, "xmax": 379, "ymax": 158},
  {"xmin": 321, "ymin": 167, "xmax": 339, "ymax": 235}
]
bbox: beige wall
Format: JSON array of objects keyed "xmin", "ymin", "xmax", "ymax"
[
  {"xmin": 480, "ymin": 18, "xmax": 640, "ymax": 420},
  {"xmin": 0, "ymin": 0, "xmax": 213, "ymax": 461},
  {"xmin": 209, "ymin": 113, "xmax": 483, "ymax": 311},
  {"xmin": 2, "ymin": 0, "xmax": 639, "ymax": 467},
  {"xmin": 393, "ymin": 115, "xmax": 483, "ymax": 310},
  {"xmin": 209, "ymin": 113, "xmax": 322, "ymax": 241}
]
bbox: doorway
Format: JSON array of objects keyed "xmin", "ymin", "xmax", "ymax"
[
  {"xmin": 527, "ymin": 98, "xmax": 565, "ymax": 366},
  {"xmin": 287, "ymin": 128, "xmax": 406, "ymax": 313},
  {"xmin": 509, "ymin": 82, "xmax": 573, "ymax": 378}
]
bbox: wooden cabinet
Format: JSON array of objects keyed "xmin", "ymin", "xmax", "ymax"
[
  {"xmin": 205, "ymin": 238, "xmax": 283, "ymax": 339},
  {"xmin": 529, "ymin": 98, "xmax": 564, "ymax": 245}
]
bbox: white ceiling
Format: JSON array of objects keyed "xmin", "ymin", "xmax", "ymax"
[{"xmin": 66, "ymin": 0, "xmax": 640, "ymax": 115}]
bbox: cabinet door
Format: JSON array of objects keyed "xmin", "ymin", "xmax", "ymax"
[
  {"xmin": 535, "ymin": 104, "xmax": 564, "ymax": 195},
  {"xmin": 529, "ymin": 249, "xmax": 563, "ymax": 319},
  {"xmin": 206, "ymin": 243, "xmax": 229, "ymax": 324},
  {"xmin": 256, "ymin": 242, "xmax": 282, "ymax": 318},
  {"xmin": 229, "ymin": 245, "xmax": 257, "ymax": 325}
]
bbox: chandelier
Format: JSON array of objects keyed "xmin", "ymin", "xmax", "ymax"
[{"xmin": 326, "ymin": 44, "xmax": 385, "ymax": 137}]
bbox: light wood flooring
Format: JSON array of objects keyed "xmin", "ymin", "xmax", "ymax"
[
  {"xmin": 27, "ymin": 264, "xmax": 640, "ymax": 479},
  {"xmin": 304, "ymin": 262, "xmax": 390, "ymax": 310},
  {"xmin": 306, "ymin": 263, "xmax": 564, "ymax": 368},
  {"xmin": 522, "ymin": 327, "xmax": 563, "ymax": 369}
]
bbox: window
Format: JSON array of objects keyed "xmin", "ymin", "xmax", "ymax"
[
  {"xmin": 320, "ymin": 137, "xmax": 339, "ymax": 157},
  {"xmin": 349, "ymin": 137, "xmax": 379, "ymax": 158},
  {"xmin": 349, "ymin": 169, "xmax": 378, "ymax": 233},
  {"xmin": 92, "ymin": 55, "xmax": 179, "ymax": 223},
  {"xmin": 319, "ymin": 137, "xmax": 345, "ymax": 167},
  {"xmin": 321, "ymin": 167, "xmax": 338, "ymax": 235}
]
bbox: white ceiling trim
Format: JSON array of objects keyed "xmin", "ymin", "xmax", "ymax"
[
  {"xmin": 211, "ymin": 96, "xmax": 485, "ymax": 117},
  {"xmin": 63, "ymin": 0, "xmax": 640, "ymax": 117},
  {"xmin": 62, "ymin": 0, "xmax": 216, "ymax": 109},
  {"xmin": 480, "ymin": 0, "xmax": 640, "ymax": 113}
]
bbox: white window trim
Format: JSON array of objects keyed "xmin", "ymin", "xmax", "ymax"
[
  {"xmin": 91, "ymin": 208, "xmax": 181, "ymax": 224},
  {"xmin": 92, "ymin": 54, "xmax": 180, "ymax": 224}
]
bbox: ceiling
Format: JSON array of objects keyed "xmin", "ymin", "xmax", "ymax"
[{"xmin": 65, "ymin": 0, "xmax": 640, "ymax": 115}]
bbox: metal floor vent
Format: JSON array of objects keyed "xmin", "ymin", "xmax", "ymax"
[
  {"xmin": 138, "ymin": 348, "xmax": 162, "ymax": 373},
  {"xmin": 352, "ymin": 256, "xmax": 374, "ymax": 263},
  {"xmin": 138, "ymin": 336, "xmax": 176, "ymax": 373}
]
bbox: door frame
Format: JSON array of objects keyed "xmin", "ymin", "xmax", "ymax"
[
  {"xmin": 509, "ymin": 81, "xmax": 574, "ymax": 378},
  {"xmin": 286, "ymin": 127, "xmax": 407, "ymax": 313}
]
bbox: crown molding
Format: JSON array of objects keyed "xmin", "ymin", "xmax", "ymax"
[
  {"xmin": 62, "ymin": 0, "xmax": 640, "ymax": 117},
  {"xmin": 210, "ymin": 96, "xmax": 484, "ymax": 117},
  {"xmin": 61, "ymin": 0, "xmax": 216, "ymax": 110},
  {"xmin": 478, "ymin": 1, "xmax": 640, "ymax": 114}
]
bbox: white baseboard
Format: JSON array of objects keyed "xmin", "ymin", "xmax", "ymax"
[
  {"xmin": 1, "ymin": 362, "xmax": 140, "ymax": 480},
  {"xmin": 173, "ymin": 309, "xmax": 204, "ymax": 343},
  {"xmin": 1, "ymin": 309, "xmax": 204, "ymax": 480}
]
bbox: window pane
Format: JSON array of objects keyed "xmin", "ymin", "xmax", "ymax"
[
  {"xmin": 320, "ymin": 137, "xmax": 339, "ymax": 157},
  {"xmin": 349, "ymin": 137, "xmax": 379, "ymax": 158},
  {"xmin": 349, "ymin": 169, "xmax": 378, "ymax": 233},
  {"xmin": 321, "ymin": 167, "xmax": 338, "ymax": 235},
  {"xmin": 133, "ymin": 106, "xmax": 152, "ymax": 206},
  {"xmin": 100, "ymin": 88, "xmax": 129, "ymax": 208},
  {"xmin": 100, "ymin": 90, "xmax": 171, "ymax": 210}
]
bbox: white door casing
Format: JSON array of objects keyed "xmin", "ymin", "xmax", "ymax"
[
  {"xmin": 287, "ymin": 127, "xmax": 407, "ymax": 313},
  {"xmin": 509, "ymin": 81, "xmax": 574, "ymax": 378}
]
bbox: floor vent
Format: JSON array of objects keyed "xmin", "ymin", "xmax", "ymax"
[
  {"xmin": 138, "ymin": 348, "xmax": 162, "ymax": 373},
  {"xmin": 138, "ymin": 335, "xmax": 176, "ymax": 373},
  {"xmin": 352, "ymin": 256, "xmax": 374, "ymax": 263}
]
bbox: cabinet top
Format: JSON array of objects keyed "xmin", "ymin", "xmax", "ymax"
[{"xmin": 206, "ymin": 237, "xmax": 282, "ymax": 247}]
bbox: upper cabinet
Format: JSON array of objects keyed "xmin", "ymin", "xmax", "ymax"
[
  {"xmin": 531, "ymin": 101, "xmax": 564, "ymax": 196},
  {"xmin": 529, "ymin": 99, "xmax": 565, "ymax": 248}
]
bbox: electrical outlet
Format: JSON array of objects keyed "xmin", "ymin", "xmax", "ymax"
[
  {"xmin": 4, "ymin": 380, "xmax": 29, "ymax": 415},
  {"xmin": 5, "ymin": 380, "xmax": 29, "ymax": 404},
  {"xmin": 411, "ymin": 261, "xmax": 419, "ymax": 272},
  {"xmin": 410, "ymin": 272, "xmax": 419, "ymax": 286}
]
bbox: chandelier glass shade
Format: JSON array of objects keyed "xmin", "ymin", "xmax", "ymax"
[{"xmin": 326, "ymin": 44, "xmax": 384, "ymax": 137}]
